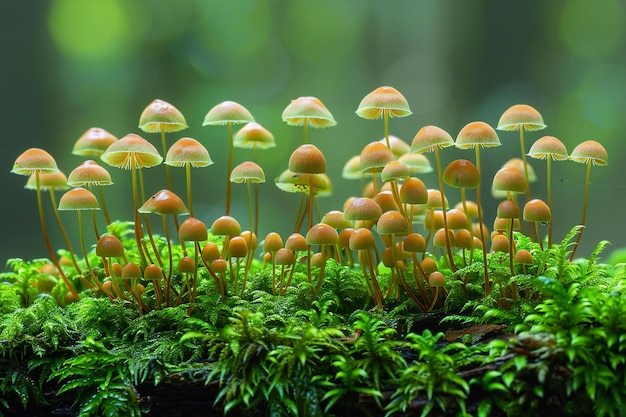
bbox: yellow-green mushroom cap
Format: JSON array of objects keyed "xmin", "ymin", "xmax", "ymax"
[
  {"xmin": 101, "ymin": 134, "xmax": 163, "ymax": 170},
  {"xmin": 139, "ymin": 99, "xmax": 188, "ymax": 133},
  {"xmin": 282, "ymin": 96, "xmax": 336, "ymax": 128},
  {"xmin": 233, "ymin": 122, "xmax": 276, "ymax": 149},
  {"xmin": 165, "ymin": 137, "xmax": 213, "ymax": 168},
  {"xmin": 202, "ymin": 101, "xmax": 255, "ymax": 126},
  {"xmin": 497, "ymin": 104, "xmax": 546, "ymax": 132},
  {"xmin": 26, "ymin": 171, "xmax": 69, "ymax": 191},
  {"xmin": 381, "ymin": 161, "xmax": 410, "ymax": 182},
  {"xmin": 11, "ymin": 148, "xmax": 59, "ymax": 176},
  {"xmin": 569, "ymin": 140, "xmax": 608, "ymax": 166},
  {"xmin": 72, "ymin": 127, "xmax": 118, "ymax": 157},
  {"xmin": 455, "ymin": 121, "xmax": 501, "ymax": 150},
  {"xmin": 230, "ymin": 161, "xmax": 265, "ymax": 183},
  {"xmin": 67, "ymin": 160, "xmax": 113, "ymax": 187},
  {"xmin": 58, "ymin": 187, "xmax": 100, "ymax": 211},
  {"xmin": 378, "ymin": 135, "xmax": 411, "ymax": 157},
  {"xmin": 528, "ymin": 136, "xmax": 568, "ymax": 161},
  {"xmin": 275, "ymin": 170, "xmax": 329, "ymax": 195},
  {"xmin": 356, "ymin": 86, "xmax": 412, "ymax": 119},
  {"xmin": 398, "ymin": 153, "xmax": 433, "ymax": 175},
  {"xmin": 342, "ymin": 155, "xmax": 365, "ymax": 180},
  {"xmin": 139, "ymin": 189, "xmax": 189, "ymax": 216},
  {"xmin": 411, "ymin": 125, "xmax": 454, "ymax": 153}
]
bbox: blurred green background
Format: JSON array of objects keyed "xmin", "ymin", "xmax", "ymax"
[{"xmin": 2, "ymin": 0, "xmax": 626, "ymax": 267}]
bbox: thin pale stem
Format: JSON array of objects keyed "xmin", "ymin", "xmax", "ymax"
[
  {"xmin": 186, "ymin": 163, "xmax": 194, "ymax": 218},
  {"xmin": 546, "ymin": 157, "xmax": 553, "ymax": 247},
  {"xmin": 474, "ymin": 146, "xmax": 490, "ymax": 295},
  {"xmin": 131, "ymin": 164, "xmax": 147, "ymax": 267},
  {"xmin": 570, "ymin": 161, "xmax": 592, "ymax": 260},
  {"xmin": 383, "ymin": 110, "xmax": 390, "ymax": 149},
  {"xmin": 226, "ymin": 122, "xmax": 234, "ymax": 215},
  {"xmin": 49, "ymin": 189, "xmax": 82, "ymax": 274},
  {"xmin": 97, "ymin": 186, "xmax": 112, "ymax": 225},
  {"xmin": 434, "ymin": 147, "xmax": 457, "ymax": 272},
  {"xmin": 161, "ymin": 130, "xmax": 173, "ymax": 191}
]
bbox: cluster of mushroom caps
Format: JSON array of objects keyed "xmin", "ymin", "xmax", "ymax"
[{"xmin": 10, "ymin": 87, "xmax": 608, "ymax": 311}]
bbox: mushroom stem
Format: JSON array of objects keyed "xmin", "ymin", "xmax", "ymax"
[
  {"xmin": 97, "ymin": 186, "xmax": 112, "ymax": 225},
  {"xmin": 35, "ymin": 172, "xmax": 80, "ymax": 300},
  {"xmin": 434, "ymin": 147, "xmax": 457, "ymax": 272},
  {"xmin": 185, "ymin": 163, "xmax": 194, "ymax": 218},
  {"xmin": 160, "ymin": 129, "xmax": 173, "ymax": 191},
  {"xmin": 225, "ymin": 122, "xmax": 234, "ymax": 215},
  {"xmin": 131, "ymin": 163, "xmax": 147, "ymax": 267},
  {"xmin": 570, "ymin": 160, "xmax": 592, "ymax": 260},
  {"xmin": 383, "ymin": 109, "xmax": 390, "ymax": 149},
  {"xmin": 48, "ymin": 188, "xmax": 82, "ymax": 274},
  {"xmin": 546, "ymin": 156, "xmax": 553, "ymax": 247},
  {"xmin": 474, "ymin": 146, "xmax": 490, "ymax": 296}
]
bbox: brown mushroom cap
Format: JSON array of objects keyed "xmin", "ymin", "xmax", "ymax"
[
  {"xmin": 233, "ymin": 122, "xmax": 276, "ymax": 149},
  {"xmin": 399, "ymin": 177, "xmax": 428, "ymax": 205},
  {"xmin": 403, "ymin": 232, "xmax": 427, "ymax": 253},
  {"xmin": 305, "ymin": 223, "xmax": 339, "ymax": 246},
  {"xmin": 429, "ymin": 271, "xmax": 446, "ymax": 287},
  {"xmin": 528, "ymin": 136, "xmax": 568, "ymax": 161},
  {"xmin": 349, "ymin": 227, "xmax": 375, "ymax": 250},
  {"xmin": 11, "ymin": 148, "xmax": 59, "ymax": 176},
  {"xmin": 139, "ymin": 99, "xmax": 188, "ymax": 133},
  {"xmin": 275, "ymin": 248, "xmax": 295, "ymax": 265},
  {"xmin": 496, "ymin": 199, "xmax": 521, "ymax": 219},
  {"xmin": 72, "ymin": 127, "xmax": 118, "ymax": 157},
  {"xmin": 514, "ymin": 249, "xmax": 533, "ymax": 265},
  {"xmin": 178, "ymin": 217, "xmax": 208, "ymax": 242},
  {"xmin": 497, "ymin": 104, "xmax": 546, "ymax": 132},
  {"xmin": 58, "ymin": 187, "xmax": 100, "ymax": 211},
  {"xmin": 288, "ymin": 144, "xmax": 326, "ymax": 174},
  {"xmin": 344, "ymin": 197, "xmax": 382, "ymax": 221},
  {"xmin": 144, "ymin": 264, "xmax": 163, "ymax": 281},
  {"xmin": 203, "ymin": 101, "xmax": 255, "ymax": 126},
  {"xmin": 455, "ymin": 121, "xmax": 501, "ymax": 149},
  {"xmin": 490, "ymin": 234, "xmax": 509, "ymax": 253},
  {"xmin": 376, "ymin": 210, "xmax": 409, "ymax": 235},
  {"xmin": 282, "ymin": 96, "xmax": 336, "ymax": 128},
  {"xmin": 285, "ymin": 232, "xmax": 308, "ymax": 252},
  {"xmin": 523, "ymin": 199, "xmax": 551, "ymax": 222},
  {"xmin": 356, "ymin": 86, "xmax": 412, "ymax": 119},
  {"xmin": 165, "ymin": 137, "xmax": 213, "ymax": 168},
  {"xmin": 443, "ymin": 159, "xmax": 480, "ymax": 189},
  {"xmin": 122, "ymin": 262, "xmax": 142, "ymax": 279},
  {"xmin": 263, "ymin": 232, "xmax": 283, "ymax": 253},
  {"xmin": 100, "ymin": 134, "xmax": 163, "ymax": 170},
  {"xmin": 178, "ymin": 256, "xmax": 196, "ymax": 273},
  {"xmin": 411, "ymin": 125, "xmax": 454, "ymax": 153},
  {"xmin": 95, "ymin": 234, "xmax": 124, "ymax": 258},
  {"xmin": 138, "ymin": 189, "xmax": 189, "ymax": 215},
  {"xmin": 229, "ymin": 236, "xmax": 248, "ymax": 258},
  {"xmin": 67, "ymin": 160, "xmax": 113, "ymax": 187},
  {"xmin": 570, "ymin": 140, "xmax": 608, "ymax": 166}
]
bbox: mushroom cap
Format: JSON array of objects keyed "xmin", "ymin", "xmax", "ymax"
[
  {"xmin": 360, "ymin": 142, "xmax": 395, "ymax": 173},
  {"xmin": 122, "ymin": 262, "xmax": 142, "ymax": 279},
  {"xmin": 411, "ymin": 125, "xmax": 454, "ymax": 153},
  {"xmin": 356, "ymin": 86, "xmax": 412, "ymax": 119},
  {"xmin": 348, "ymin": 227, "xmax": 375, "ymax": 250},
  {"xmin": 381, "ymin": 161, "xmax": 410, "ymax": 182},
  {"xmin": 429, "ymin": 271, "xmax": 446, "ymax": 287},
  {"xmin": 100, "ymin": 134, "xmax": 163, "ymax": 170},
  {"xmin": 233, "ymin": 122, "xmax": 276, "ymax": 149},
  {"xmin": 523, "ymin": 199, "xmax": 551, "ymax": 222},
  {"xmin": 376, "ymin": 210, "xmax": 409, "ymax": 235},
  {"xmin": 201, "ymin": 242, "xmax": 221, "ymax": 263},
  {"xmin": 433, "ymin": 228, "xmax": 455, "ymax": 248},
  {"xmin": 443, "ymin": 159, "xmax": 480, "ymax": 189},
  {"xmin": 344, "ymin": 197, "xmax": 382, "ymax": 221},
  {"xmin": 139, "ymin": 99, "xmax": 188, "ymax": 133},
  {"xmin": 72, "ymin": 127, "xmax": 118, "ymax": 157},
  {"xmin": 229, "ymin": 236, "xmax": 248, "ymax": 258},
  {"xmin": 288, "ymin": 144, "xmax": 326, "ymax": 174},
  {"xmin": 496, "ymin": 199, "xmax": 520, "ymax": 219},
  {"xmin": 165, "ymin": 137, "xmax": 213, "ymax": 168},
  {"xmin": 178, "ymin": 217, "xmax": 208, "ymax": 241},
  {"xmin": 399, "ymin": 177, "xmax": 428, "ymax": 205},
  {"xmin": 426, "ymin": 189, "xmax": 448, "ymax": 209},
  {"xmin": 454, "ymin": 229, "xmax": 474, "ymax": 249},
  {"xmin": 446, "ymin": 208, "xmax": 470, "ymax": 230},
  {"xmin": 275, "ymin": 170, "xmax": 329, "ymax": 194},
  {"xmin": 490, "ymin": 234, "xmax": 509, "ymax": 253},
  {"xmin": 528, "ymin": 136, "xmax": 568, "ymax": 161},
  {"xmin": 11, "ymin": 148, "xmax": 59, "ymax": 176},
  {"xmin": 210, "ymin": 215, "xmax": 241, "ymax": 236},
  {"xmin": 455, "ymin": 121, "xmax": 501, "ymax": 149},
  {"xmin": 374, "ymin": 190, "xmax": 400, "ymax": 213},
  {"xmin": 493, "ymin": 217, "xmax": 520, "ymax": 233},
  {"xmin": 230, "ymin": 161, "xmax": 265, "ymax": 183},
  {"xmin": 67, "ymin": 160, "xmax": 113, "ymax": 187},
  {"xmin": 403, "ymin": 232, "xmax": 427, "ymax": 253},
  {"xmin": 514, "ymin": 249, "xmax": 533, "ymax": 265},
  {"xmin": 342, "ymin": 155, "xmax": 365, "ymax": 180},
  {"xmin": 492, "ymin": 166, "xmax": 526, "ymax": 194},
  {"xmin": 96, "ymin": 234, "xmax": 124, "ymax": 258},
  {"xmin": 275, "ymin": 248, "xmax": 295, "ymax": 265},
  {"xmin": 285, "ymin": 232, "xmax": 308, "ymax": 252},
  {"xmin": 178, "ymin": 256, "xmax": 196, "ymax": 273},
  {"xmin": 25, "ymin": 171, "xmax": 69, "ymax": 191},
  {"xmin": 397, "ymin": 153, "xmax": 433, "ymax": 175},
  {"xmin": 203, "ymin": 100, "xmax": 255, "ymax": 126},
  {"xmin": 305, "ymin": 223, "xmax": 339, "ymax": 245},
  {"xmin": 138, "ymin": 189, "xmax": 189, "ymax": 215},
  {"xmin": 378, "ymin": 135, "xmax": 411, "ymax": 157},
  {"xmin": 497, "ymin": 104, "xmax": 546, "ymax": 132},
  {"xmin": 502, "ymin": 158, "xmax": 537, "ymax": 182},
  {"xmin": 144, "ymin": 264, "xmax": 163, "ymax": 281},
  {"xmin": 58, "ymin": 187, "xmax": 100, "ymax": 210},
  {"xmin": 282, "ymin": 96, "xmax": 336, "ymax": 128},
  {"xmin": 263, "ymin": 232, "xmax": 283, "ymax": 253},
  {"xmin": 570, "ymin": 140, "xmax": 608, "ymax": 166},
  {"xmin": 321, "ymin": 210, "xmax": 352, "ymax": 229}
]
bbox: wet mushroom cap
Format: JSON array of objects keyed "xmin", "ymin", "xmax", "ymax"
[
  {"xmin": 67, "ymin": 160, "xmax": 113, "ymax": 187},
  {"xmin": 165, "ymin": 138, "xmax": 213, "ymax": 168},
  {"xmin": 138, "ymin": 189, "xmax": 189, "ymax": 215},
  {"xmin": 528, "ymin": 136, "xmax": 568, "ymax": 161},
  {"xmin": 570, "ymin": 140, "xmax": 608, "ymax": 166},
  {"xmin": 11, "ymin": 148, "xmax": 59, "ymax": 175},
  {"xmin": 497, "ymin": 104, "xmax": 546, "ymax": 131},
  {"xmin": 58, "ymin": 187, "xmax": 100, "ymax": 210},
  {"xmin": 229, "ymin": 236, "xmax": 248, "ymax": 258},
  {"xmin": 203, "ymin": 101, "xmax": 254, "ymax": 127},
  {"xmin": 122, "ymin": 262, "xmax": 142, "ymax": 279},
  {"xmin": 403, "ymin": 233, "xmax": 427, "ymax": 253},
  {"xmin": 100, "ymin": 134, "xmax": 163, "ymax": 170},
  {"xmin": 178, "ymin": 217, "xmax": 208, "ymax": 241},
  {"xmin": 496, "ymin": 199, "xmax": 521, "ymax": 219},
  {"xmin": 411, "ymin": 125, "xmax": 454, "ymax": 153},
  {"xmin": 233, "ymin": 122, "xmax": 276, "ymax": 149},
  {"xmin": 139, "ymin": 99, "xmax": 188, "ymax": 133},
  {"xmin": 455, "ymin": 122, "xmax": 501, "ymax": 149},
  {"xmin": 356, "ymin": 86, "xmax": 412, "ymax": 119},
  {"xmin": 72, "ymin": 127, "xmax": 118, "ymax": 157},
  {"xmin": 230, "ymin": 161, "xmax": 265, "ymax": 183},
  {"xmin": 281, "ymin": 96, "xmax": 336, "ymax": 128}
]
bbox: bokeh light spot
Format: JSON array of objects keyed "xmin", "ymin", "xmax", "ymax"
[
  {"xmin": 48, "ymin": 0, "xmax": 130, "ymax": 61},
  {"xmin": 559, "ymin": 0, "xmax": 625, "ymax": 59}
]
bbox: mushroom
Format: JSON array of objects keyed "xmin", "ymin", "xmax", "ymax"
[
  {"xmin": 72, "ymin": 127, "xmax": 118, "ymax": 157},
  {"xmin": 356, "ymin": 86, "xmax": 412, "ymax": 150},
  {"xmin": 282, "ymin": 96, "xmax": 336, "ymax": 144},
  {"xmin": 67, "ymin": 160, "xmax": 114, "ymax": 225}
]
